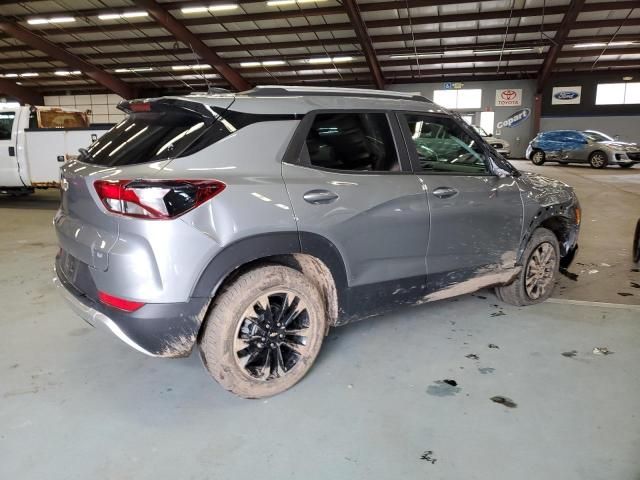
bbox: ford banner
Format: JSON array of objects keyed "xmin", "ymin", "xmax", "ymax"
[{"xmin": 552, "ymin": 86, "xmax": 582, "ymax": 105}]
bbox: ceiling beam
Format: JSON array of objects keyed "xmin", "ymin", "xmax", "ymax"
[
  {"xmin": 0, "ymin": 21, "xmax": 136, "ymax": 99},
  {"xmin": 133, "ymin": 0, "xmax": 251, "ymax": 91},
  {"xmin": 0, "ymin": 77, "xmax": 43, "ymax": 104},
  {"xmin": 342, "ymin": 0, "xmax": 384, "ymax": 89},
  {"xmin": 537, "ymin": 0, "xmax": 587, "ymax": 93}
]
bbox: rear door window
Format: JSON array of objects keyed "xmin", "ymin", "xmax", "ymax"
[{"xmin": 304, "ymin": 112, "xmax": 401, "ymax": 172}]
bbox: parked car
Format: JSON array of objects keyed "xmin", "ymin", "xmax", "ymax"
[
  {"xmin": 526, "ymin": 130, "xmax": 640, "ymax": 168},
  {"xmin": 54, "ymin": 86, "xmax": 580, "ymax": 398},
  {"xmin": 472, "ymin": 125, "xmax": 511, "ymax": 157},
  {"xmin": 0, "ymin": 105, "xmax": 110, "ymax": 195},
  {"xmin": 634, "ymin": 219, "xmax": 640, "ymax": 263}
]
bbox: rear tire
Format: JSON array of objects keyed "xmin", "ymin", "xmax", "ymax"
[
  {"xmin": 589, "ymin": 151, "xmax": 608, "ymax": 169},
  {"xmin": 530, "ymin": 150, "xmax": 546, "ymax": 165},
  {"xmin": 199, "ymin": 265, "xmax": 326, "ymax": 399},
  {"xmin": 495, "ymin": 228, "xmax": 560, "ymax": 306}
]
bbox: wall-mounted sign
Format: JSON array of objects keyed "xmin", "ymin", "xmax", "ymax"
[
  {"xmin": 552, "ymin": 86, "xmax": 582, "ymax": 105},
  {"xmin": 495, "ymin": 89, "xmax": 522, "ymax": 107},
  {"xmin": 444, "ymin": 82, "xmax": 464, "ymax": 90},
  {"xmin": 497, "ymin": 108, "xmax": 531, "ymax": 129}
]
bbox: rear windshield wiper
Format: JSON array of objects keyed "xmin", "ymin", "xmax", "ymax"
[{"xmin": 78, "ymin": 147, "xmax": 95, "ymax": 163}]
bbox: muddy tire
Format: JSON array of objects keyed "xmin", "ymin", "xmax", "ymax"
[
  {"xmin": 199, "ymin": 265, "xmax": 326, "ymax": 399},
  {"xmin": 530, "ymin": 150, "xmax": 545, "ymax": 165},
  {"xmin": 589, "ymin": 151, "xmax": 608, "ymax": 169},
  {"xmin": 495, "ymin": 228, "xmax": 560, "ymax": 306}
]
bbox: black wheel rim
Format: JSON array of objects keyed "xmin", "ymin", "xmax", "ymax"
[
  {"xmin": 525, "ymin": 242, "xmax": 557, "ymax": 300},
  {"xmin": 233, "ymin": 291, "xmax": 311, "ymax": 381}
]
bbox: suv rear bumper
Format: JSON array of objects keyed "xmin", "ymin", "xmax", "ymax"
[{"xmin": 54, "ymin": 253, "xmax": 209, "ymax": 357}]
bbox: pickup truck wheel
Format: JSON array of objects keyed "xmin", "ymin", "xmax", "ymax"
[
  {"xmin": 199, "ymin": 265, "xmax": 326, "ymax": 399},
  {"xmin": 495, "ymin": 228, "xmax": 560, "ymax": 306},
  {"xmin": 589, "ymin": 151, "xmax": 608, "ymax": 169},
  {"xmin": 530, "ymin": 150, "xmax": 545, "ymax": 165}
]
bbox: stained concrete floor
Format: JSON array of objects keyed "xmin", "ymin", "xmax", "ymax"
[{"xmin": 1, "ymin": 164, "xmax": 639, "ymax": 479}]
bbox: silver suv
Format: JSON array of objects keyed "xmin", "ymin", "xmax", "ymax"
[{"xmin": 54, "ymin": 86, "xmax": 580, "ymax": 398}]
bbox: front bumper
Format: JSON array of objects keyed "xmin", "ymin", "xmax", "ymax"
[{"xmin": 54, "ymin": 253, "xmax": 209, "ymax": 357}]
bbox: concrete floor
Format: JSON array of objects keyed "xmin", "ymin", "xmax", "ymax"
[{"xmin": 1, "ymin": 163, "xmax": 639, "ymax": 479}]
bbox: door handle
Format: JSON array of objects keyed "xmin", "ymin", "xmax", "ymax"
[
  {"xmin": 303, "ymin": 189, "xmax": 339, "ymax": 204},
  {"xmin": 432, "ymin": 187, "xmax": 458, "ymax": 199}
]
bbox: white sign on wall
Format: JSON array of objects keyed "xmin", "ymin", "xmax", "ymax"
[
  {"xmin": 495, "ymin": 89, "xmax": 522, "ymax": 107},
  {"xmin": 552, "ymin": 86, "xmax": 582, "ymax": 104}
]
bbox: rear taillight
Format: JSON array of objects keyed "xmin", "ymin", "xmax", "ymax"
[
  {"xmin": 94, "ymin": 179, "xmax": 225, "ymax": 219},
  {"xmin": 98, "ymin": 291, "xmax": 145, "ymax": 312}
]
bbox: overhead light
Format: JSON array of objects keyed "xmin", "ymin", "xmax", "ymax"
[
  {"xmin": 573, "ymin": 41, "xmax": 635, "ymax": 48},
  {"xmin": 171, "ymin": 64, "xmax": 212, "ymax": 71},
  {"xmin": 98, "ymin": 11, "xmax": 149, "ymax": 20},
  {"xmin": 475, "ymin": 47, "xmax": 535, "ymax": 54},
  {"xmin": 267, "ymin": 0, "xmax": 328, "ymax": 6},
  {"xmin": 623, "ymin": 76, "xmax": 633, "ymax": 81},
  {"xmin": 20, "ymin": 73, "xmax": 39, "ymax": 77},
  {"xmin": 3, "ymin": 73, "xmax": 19, "ymax": 78},
  {"xmin": 307, "ymin": 56, "xmax": 353, "ymax": 64},
  {"xmin": 114, "ymin": 67, "xmax": 154, "ymax": 73},
  {"xmin": 443, "ymin": 49, "xmax": 474, "ymax": 56},
  {"xmin": 55, "ymin": 70, "xmax": 82, "ymax": 76},
  {"xmin": 240, "ymin": 60, "xmax": 286, "ymax": 67},
  {"xmin": 182, "ymin": 4, "xmax": 239, "ymax": 13},
  {"xmin": 390, "ymin": 53, "xmax": 441, "ymax": 59},
  {"xmin": 27, "ymin": 16, "xmax": 75, "ymax": 25}
]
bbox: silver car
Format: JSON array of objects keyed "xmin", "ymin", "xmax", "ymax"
[
  {"xmin": 472, "ymin": 125, "xmax": 511, "ymax": 157},
  {"xmin": 54, "ymin": 86, "xmax": 580, "ymax": 398},
  {"xmin": 527, "ymin": 129, "xmax": 640, "ymax": 168}
]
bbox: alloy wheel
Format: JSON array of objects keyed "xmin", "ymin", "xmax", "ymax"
[
  {"xmin": 532, "ymin": 151, "xmax": 544, "ymax": 164},
  {"xmin": 233, "ymin": 290, "xmax": 311, "ymax": 381},
  {"xmin": 525, "ymin": 242, "xmax": 557, "ymax": 300},
  {"xmin": 590, "ymin": 153, "xmax": 606, "ymax": 168}
]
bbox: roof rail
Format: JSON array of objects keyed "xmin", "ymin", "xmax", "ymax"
[{"xmin": 244, "ymin": 85, "xmax": 432, "ymax": 103}]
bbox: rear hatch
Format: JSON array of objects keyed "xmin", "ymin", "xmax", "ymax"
[{"xmin": 55, "ymin": 95, "xmax": 235, "ymax": 281}]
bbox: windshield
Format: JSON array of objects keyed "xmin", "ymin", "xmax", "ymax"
[
  {"xmin": 472, "ymin": 125, "xmax": 489, "ymax": 137},
  {"xmin": 582, "ymin": 130, "xmax": 614, "ymax": 142}
]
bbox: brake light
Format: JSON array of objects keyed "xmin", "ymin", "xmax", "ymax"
[
  {"xmin": 98, "ymin": 291, "xmax": 145, "ymax": 312},
  {"xmin": 94, "ymin": 179, "xmax": 225, "ymax": 219}
]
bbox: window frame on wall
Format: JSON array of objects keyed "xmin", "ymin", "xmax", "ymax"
[
  {"xmin": 595, "ymin": 82, "xmax": 640, "ymax": 105},
  {"xmin": 432, "ymin": 89, "xmax": 482, "ymax": 109},
  {"xmin": 395, "ymin": 111, "xmax": 494, "ymax": 176},
  {"xmin": 287, "ymin": 110, "xmax": 414, "ymax": 174}
]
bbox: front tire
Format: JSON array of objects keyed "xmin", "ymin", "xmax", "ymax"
[
  {"xmin": 589, "ymin": 151, "xmax": 608, "ymax": 169},
  {"xmin": 199, "ymin": 265, "xmax": 326, "ymax": 399},
  {"xmin": 531, "ymin": 150, "xmax": 546, "ymax": 165},
  {"xmin": 495, "ymin": 228, "xmax": 560, "ymax": 306}
]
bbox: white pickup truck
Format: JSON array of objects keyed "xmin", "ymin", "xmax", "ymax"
[{"xmin": 0, "ymin": 105, "xmax": 111, "ymax": 194}]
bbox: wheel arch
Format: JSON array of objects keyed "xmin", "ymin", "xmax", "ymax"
[
  {"xmin": 191, "ymin": 232, "xmax": 347, "ymax": 330},
  {"xmin": 518, "ymin": 208, "xmax": 578, "ymax": 266}
]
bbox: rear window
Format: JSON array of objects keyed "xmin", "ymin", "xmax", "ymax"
[{"xmin": 83, "ymin": 111, "xmax": 229, "ymax": 166}]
